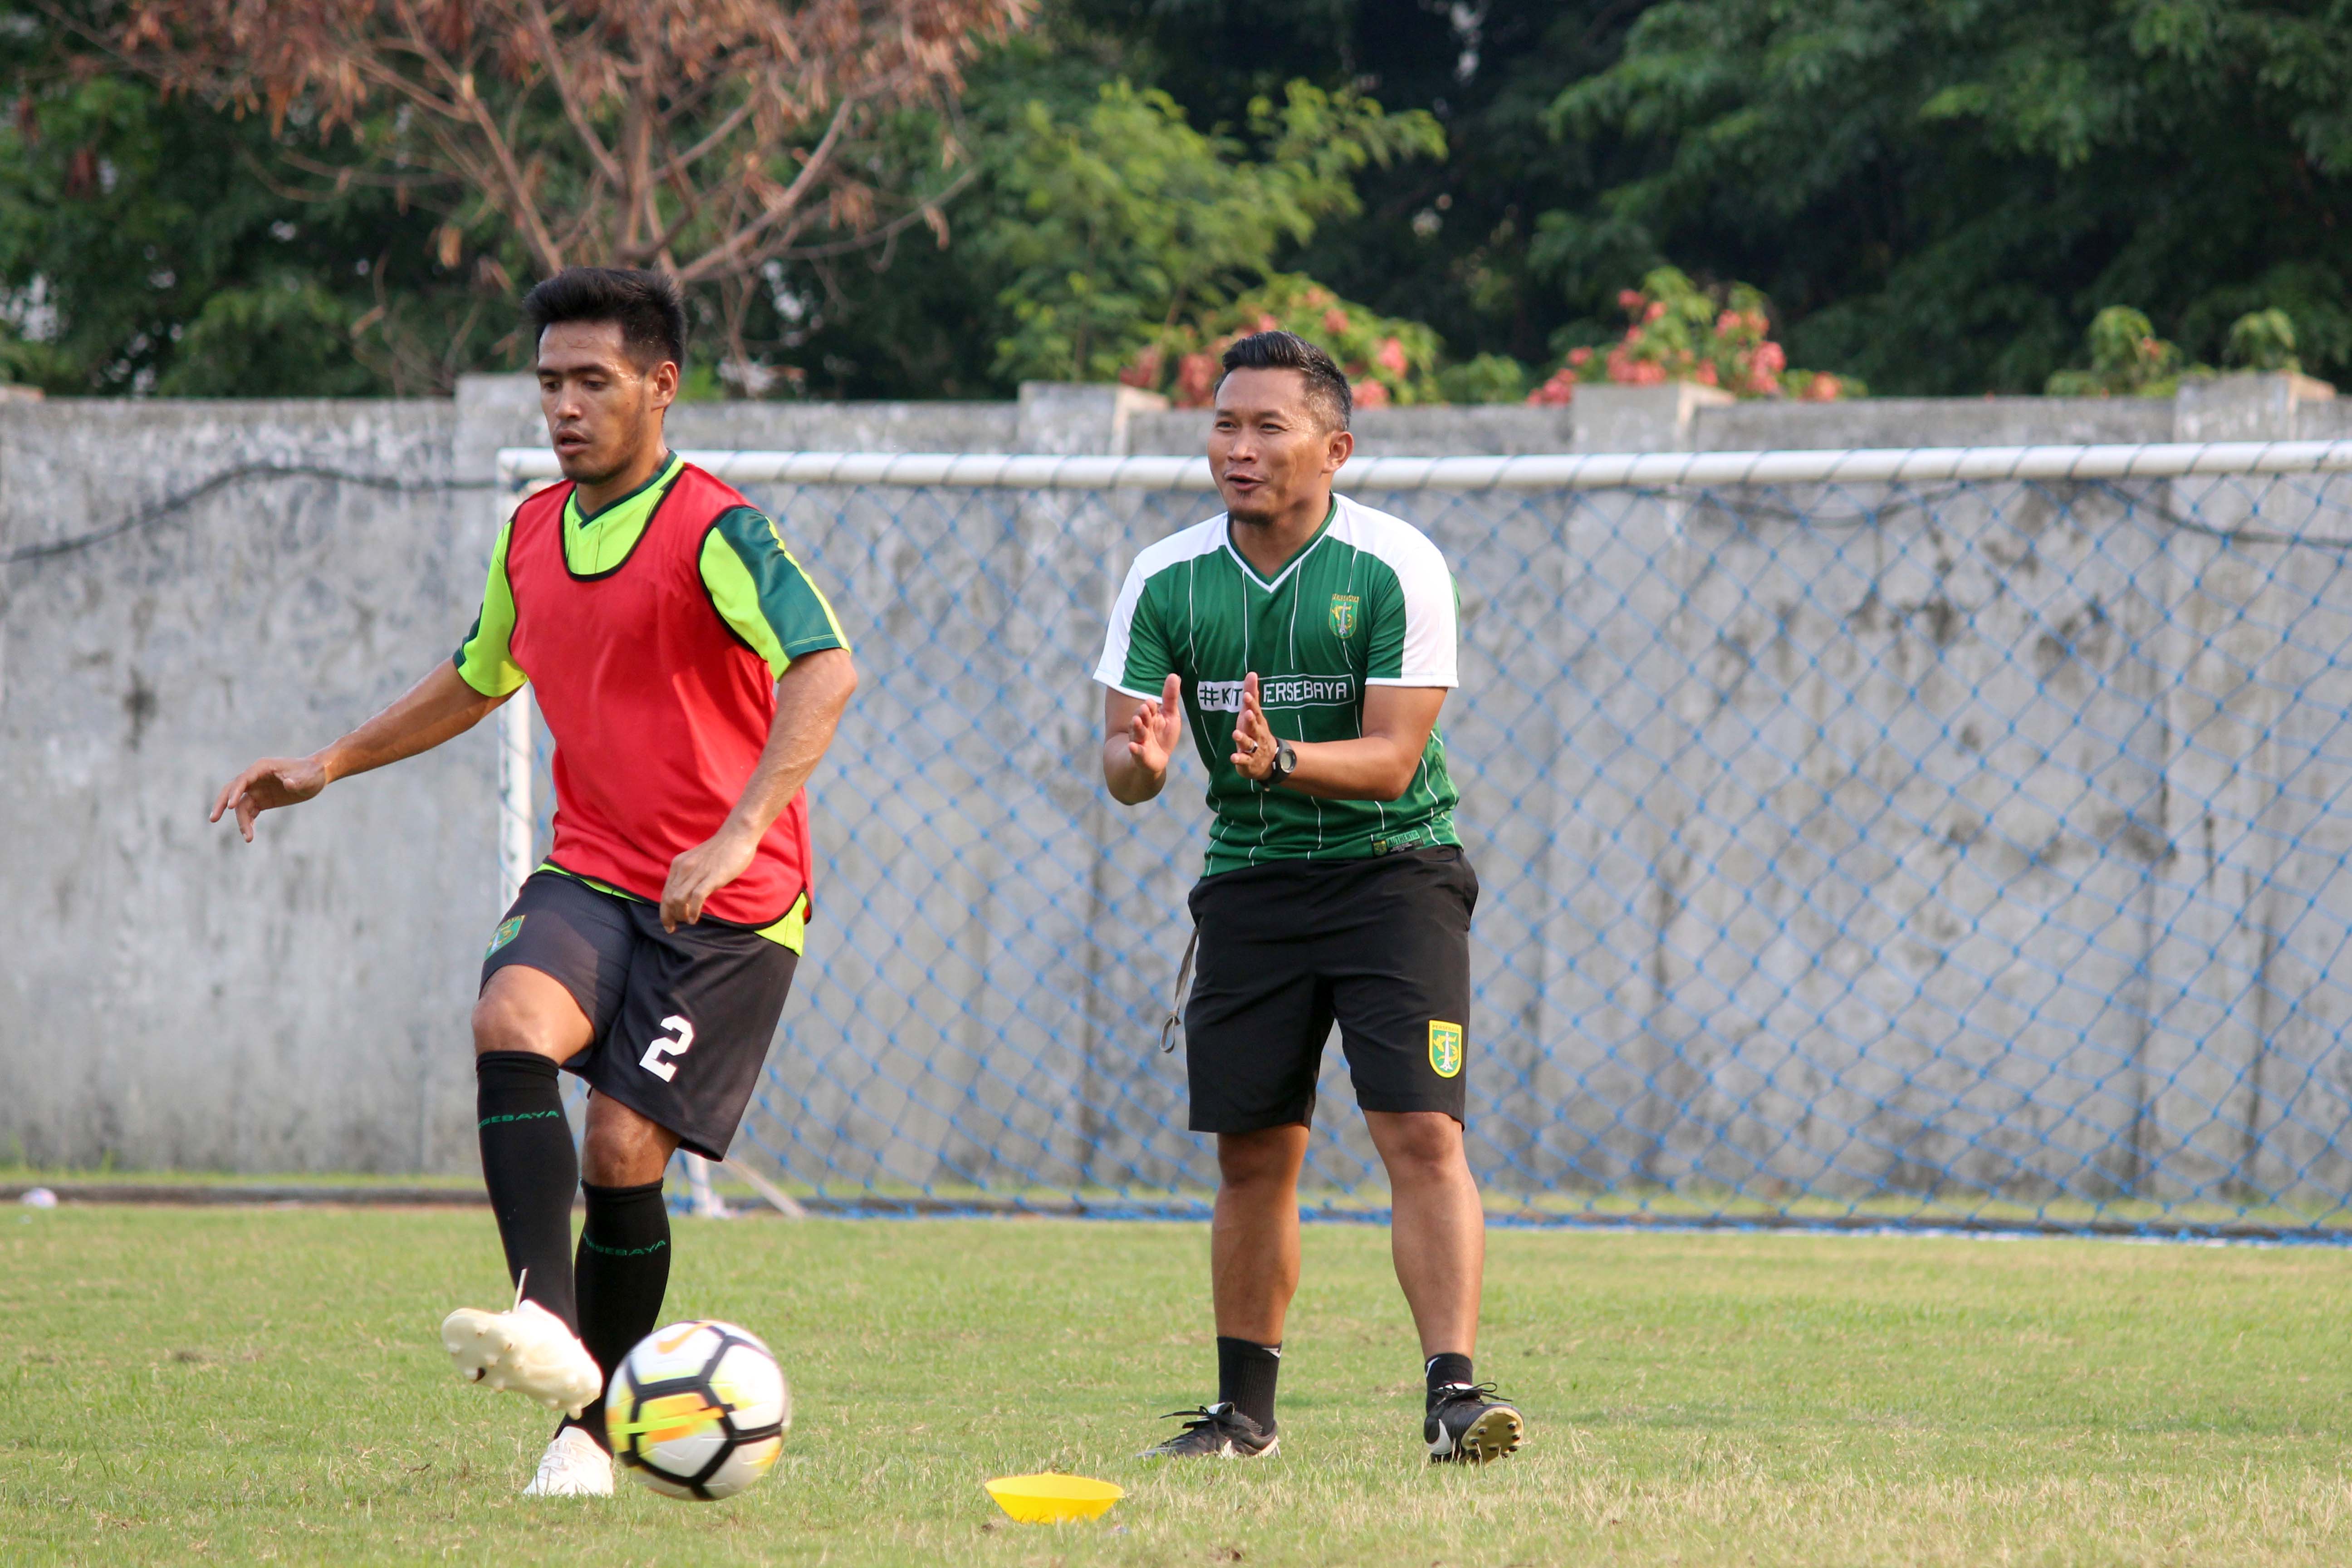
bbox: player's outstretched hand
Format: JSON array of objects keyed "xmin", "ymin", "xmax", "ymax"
[
  {"xmin": 1229, "ymin": 672, "xmax": 1276, "ymax": 782},
  {"xmin": 1128, "ymin": 672, "xmax": 1183, "ymax": 777},
  {"xmin": 663, "ymin": 826, "xmax": 760, "ymax": 932},
  {"xmin": 210, "ymin": 756, "xmax": 328, "ymax": 843}
]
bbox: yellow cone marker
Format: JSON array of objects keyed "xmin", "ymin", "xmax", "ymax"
[{"xmin": 983, "ymin": 1473, "xmax": 1124, "ymax": 1524}]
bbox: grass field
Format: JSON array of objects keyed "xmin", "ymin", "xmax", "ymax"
[{"xmin": 6, "ymin": 1207, "xmax": 2351, "ymax": 1566}]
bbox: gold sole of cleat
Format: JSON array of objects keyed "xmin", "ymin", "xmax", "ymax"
[{"xmin": 1438, "ymin": 1407, "xmax": 1524, "ymax": 1465}]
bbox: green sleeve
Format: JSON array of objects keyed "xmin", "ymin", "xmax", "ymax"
[
  {"xmin": 1363, "ymin": 559, "xmax": 1407, "ymax": 682},
  {"xmin": 699, "ymin": 506, "xmax": 851, "ymax": 681},
  {"xmin": 453, "ymin": 516, "xmax": 527, "ymax": 696}
]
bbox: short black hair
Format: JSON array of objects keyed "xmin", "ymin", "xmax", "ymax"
[
  {"xmin": 1216, "ymin": 330, "xmax": 1351, "ymax": 430},
  {"xmin": 522, "ymin": 266, "xmax": 686, "ymax": 370}
]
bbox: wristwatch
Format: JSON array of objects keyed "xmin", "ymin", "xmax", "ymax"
[{"xmin": 1268, "ymin": 738, "xmax": 1299, "ymax": 785}]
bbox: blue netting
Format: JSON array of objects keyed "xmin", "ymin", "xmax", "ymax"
[{"xmin": 537, "ymin": 466, "xmax": 2352, "ymax": 1238}]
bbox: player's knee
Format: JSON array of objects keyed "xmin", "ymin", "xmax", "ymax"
[
  {"xmin": 580, "ymin": 1111, "xmax": 673, "ymax": 1187},
  {"xmin": 1216, "ymin": 1130, "xmax": 1303, "ymax": 1191},
  {"xmin": 471, "ymin": 991, "xmax": 555, "ymax": 1059},
  {"xmin": 1372, "ymin": 1113, "xmax": 1467, "ymax": 1181}
]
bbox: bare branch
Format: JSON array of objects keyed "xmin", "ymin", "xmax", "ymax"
[
  {"xmin": 772, "ymin": 164, "xmax": 978, "ymax": 261},
  {"xmin": 518, "ymin": 0, "xmax": 624, "ymax": 189},
  {"xmin": 112, "ymin": 0, "xmax": 1034, "ymax": 287},
  {"xmin": 672, "ymin": 97, "xmax": 855, "ymax": 285}
]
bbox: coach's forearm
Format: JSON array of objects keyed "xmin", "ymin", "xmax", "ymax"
[
  {"xmin": 1277, "ymin": 736, "xmax": 1426, "ymax": 802},
  {"xmin": 318, "ymin": 661, "xmax": 507, "ymax": 784},
  {"xmin": 719, "ymin": 649, "xmax": 858, "ymax": 842},
  {"xmin": 1102, "ymin": 740, "xmax": 1168, "ymax": 804}
]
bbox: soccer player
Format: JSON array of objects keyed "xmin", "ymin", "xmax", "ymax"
[
  {"xmin": 1095, "ymin": 331, "xmax": 1524, "ymax": 1465},
  {"xmin": 209, "ymin": 267, "xmax": 856, "ymax": 1497}
]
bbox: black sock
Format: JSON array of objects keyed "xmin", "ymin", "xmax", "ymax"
[
  {"xmin": 1216, "ymin": 1336, "xmax": 1281, "ymax": 1432},
  {"xmin": 475, "ymin": 1051, "xmax": 579, "ymax": 1332},
  {"xmin": 1426, "ymin": 1352, "xmax": 1475, "ymax": 1403},
  {"xmin": 565, "ymin": 1178, "xmax": 672, "ymax": 1450}
]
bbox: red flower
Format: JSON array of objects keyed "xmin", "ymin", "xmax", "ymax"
[
  {"xmin": 1567, "ymin": 345, "xmax": 1594, "ymax": 368},
  {"xmin": 1618, "ymin": 288, "xmax": 1645, "ymax": 313},
  {"xmin": 1801, "ymin": 372, "xmax": 1841, "ymax": 402},
  {"xmin": 1353, "ymin": 378, "xmax": 1392, "ymax": 409},
  {"xmin": 1643, "ymin": 299, "xmax": 1667, "ymax": 323},
  {"xmin": 1118, "ymin": 346, "xmax": 1164, "ymax": 390},
  {"xmin": 1525, "ymin": 368, "xmax": 1578, "ymax": 406},
  {"xmin": 1323, "ymin": 308, "xmax": 1352, "ymax": 335},
  {"xmin": 1695, "ymin": 361, "xmax": 1719, "ymax": 387},
  {"xmin": 1376, "ymin": 336, "xmax": 1410, "ymax": 376},
  {"xmin": 1175, "ymin": 353, "xmax": 1218, "ymax": 408}
]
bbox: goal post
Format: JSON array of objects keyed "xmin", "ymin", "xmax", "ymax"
[{"xmin": 493, "ymin": 437, "xmax": 2352, "ymax": 1239}]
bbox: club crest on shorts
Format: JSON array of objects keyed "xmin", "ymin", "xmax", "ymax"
[
  {"xmin": 1428, "ymin": 1020, "xmax": 1463, "ymax": 1078},
  {"xmin": 485, "ymin": 916, "xmax": 525, "ymax": 957},
  {"xmin": 1328, "ymin": 593, "xmax": 1359, "ymax": 639}
]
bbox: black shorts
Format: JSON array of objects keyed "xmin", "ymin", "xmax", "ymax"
[
  {"xmin": 1181, "ymin": 846, "xmax": 1477, "ymax": 1134},
  {"xmin": 480, "ymin": 870, "xmax": 798, "ymax": 1160}
]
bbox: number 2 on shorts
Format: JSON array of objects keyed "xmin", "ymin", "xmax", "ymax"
[{"xmin": 640, "ymin": 1014, "xmax": 696, "ymax": 1082}]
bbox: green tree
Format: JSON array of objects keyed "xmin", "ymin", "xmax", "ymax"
[
  {"xmin": 980, "ymin": 80, "xmax": 1441, "ymax": 382},
  {"xmin": 1549, "ymin": 0, "xmax": 2352, "ymax": 393},
  {"xmin": 714, "ymin": 15, "xmax": 1454, "ymax": 399},
  {"xmin": 1069, "ymin": 0, "xmax": 1643, "ymax": 371},
  {"xmin": 0, "ymin": 13, "xmax": 490, "ymax": 395}
]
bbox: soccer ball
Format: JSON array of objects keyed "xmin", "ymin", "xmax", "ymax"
[{"xmin": 604, "ymin": 1319, "xmax": 790, "ymax": 1500}]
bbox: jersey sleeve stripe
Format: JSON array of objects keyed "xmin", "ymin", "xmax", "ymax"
[
  {"xmin": 1094, "ymin": 519, "xmax": 1226, "ymax": 690},
  {"xmin": 453, "ymin": 515, "xmax": 528, "ymax": 696},
  {"xmin": 1092, "ymin": 559, "xmax": 1147, "ymax": 690},
  {"xmin": 1341, "ymin": 498, "xmax": 1459, "ymax": 687},
  {"xmin": 701, "ymin": 506, "xmax": 851, "ymax": 680}
]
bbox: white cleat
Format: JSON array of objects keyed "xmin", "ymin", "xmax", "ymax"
[
  {"xmin": 521, "ymin": 1425, "xmax": 614, "ymax": 1497},
  {"xmin": 440, "ymin": 1295, "xmax": 603, "ymax": 1418}
]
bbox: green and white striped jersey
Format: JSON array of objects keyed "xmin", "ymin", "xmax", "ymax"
[{"xmin": 1094, "ymin": 494, "xmax": 1463, "ymax": 875}]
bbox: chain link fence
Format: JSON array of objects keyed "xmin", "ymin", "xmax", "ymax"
[{"xmin": 502, "ymin": 442, "xmax": 2352, "ymax": 1237}]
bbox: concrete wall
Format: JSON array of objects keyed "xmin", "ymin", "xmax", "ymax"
[
  {"xmin": 0, "ymin": 387, "xmax": 1050, "ymax": 1172},
  {"xmin": 0, "ymin": 399, "xmax": 481, "ymax": 1170},
  {"xmin": 4, "ymin": 374, "xmax": 2347, "ymax": 1207}
]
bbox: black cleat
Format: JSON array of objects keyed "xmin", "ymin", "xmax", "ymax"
[
  {"xmin": 1425, "ymin": 1382, "xmax": 1524, "ymax": 1464},
  {"xmin": 1138, "ymin": 1402, "xmax": 1279, "ymax": 1459}
]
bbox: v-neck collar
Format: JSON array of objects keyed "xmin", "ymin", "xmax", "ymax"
[
  {"xmin": 566, "ymin": 450, "xmax": 681, "ymax": 529},
  {"xmin": 1224, "ymin": 496, "xmax": 1338, "ymax": 592}
]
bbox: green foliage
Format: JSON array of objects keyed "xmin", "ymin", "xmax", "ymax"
[
  {"xmin": 2226, "ymin": 308, "xmax": 2300, "ymax": 374},
  {"xmin": 153, "ymin": 277, "xmax": 377, "ymax": 397},
  {"xmin": 1549, "ymin": 0, "xmax": 2352, "ymax": 393},
  {"xmin": 1433, "ymin": 353, "xmax": 1529, "ymax": 405},
  {"xmin": 1069, "ymin": 1, "xmax": 1638, "ymax": 373},
  {"xmin": 981, "ymin": 80, "xmax": 1442, "ymax": 384},
  {"xmin": 13, "ymin": 0, "xmax": 2352, "ymax": 404},
  {"xmin": 2046, "ymin": 307, "xmax": 2183, "ymax": 397},
  {"xmin": 2044, "ymin": 303, "xmax": 2312, "ymax": 396},
  {"xmin": 0, "ymin": 9, "xmax": 507, "ymax": 396}
]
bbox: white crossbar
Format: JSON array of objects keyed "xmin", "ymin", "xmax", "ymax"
[{"xmin": 497, "ymin": 439, "xmax": 2352, "ymax": 491}]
